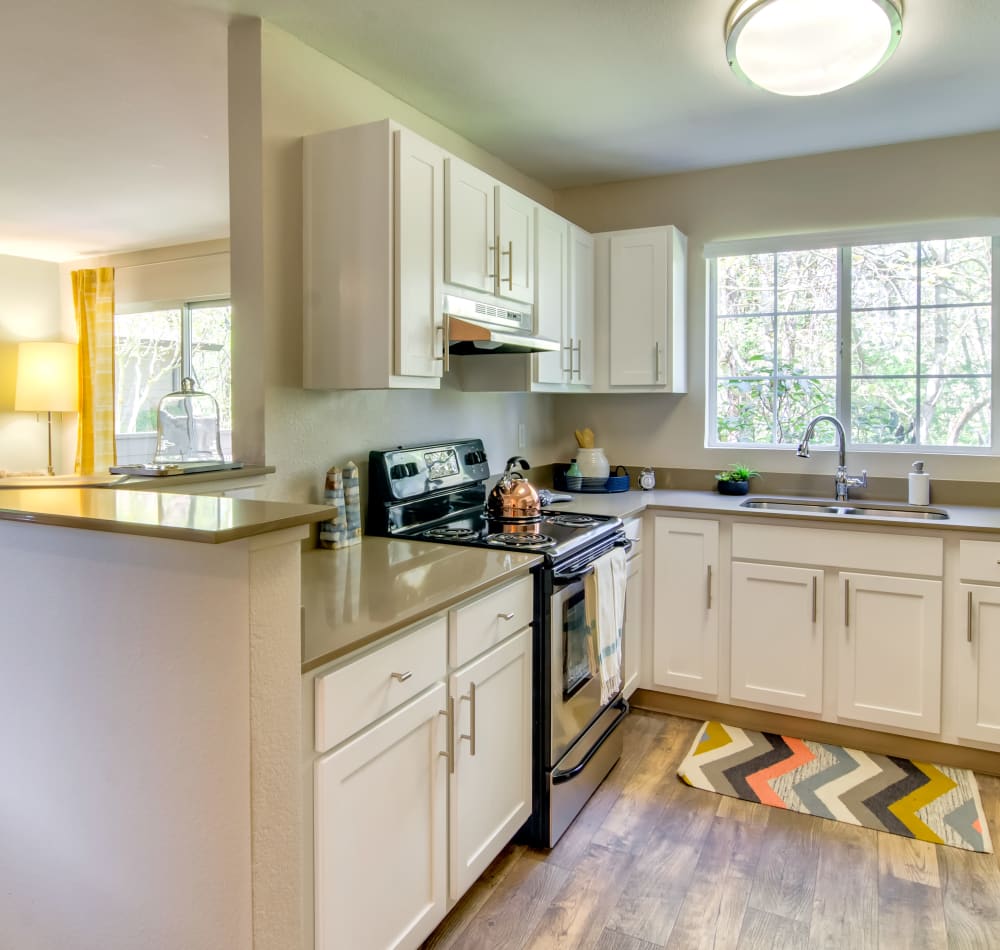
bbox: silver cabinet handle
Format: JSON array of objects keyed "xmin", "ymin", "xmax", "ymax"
[
  {"xmin": 439, "ymin": 697, "xmax": 455, "ymax": 773},
  {"xmin": 706, "ymin": 564, "xmax": 713, "ymax": 610},
  {"xmin": 433, "ymin": 323, "xmax": 445, "ymax": 362},
  {"xmin": 968, "ymin": 589, "xmax": 974, "ymax": 643},
  {"xmin": 390, "ymin": 671, "xmax": 412, "ymax": 682},
  {"xmin": 488, "ymin": 242, "xmax": 498, "ymax": 282},
  {"xmin": 573, "ymin": 339, "xmax": 582, "ymax": 379},
  {"xmin": 503, "ymin": 240, "xmax": 514, "ymax": 291},
  {"xmin": 844, "ymin": 578, "xmax": 850, "ymax": 629},
  {"xmin": 812, "ymin": 575, "xmax": 817, "ymax": 624},
  {"xmin": 498, "ymin": 611, "xmax": 515, "ymax": 621},
  {"xmin": 562, "ymin": 338, "xmax": 573, "ymax": 376},
  {"xmin": 459, "ymin": 681, "xmax": 477, "ymax": 756},
  {"xmin": 655, "ymin": 341, "xmax": 662, "ymax": 381}
]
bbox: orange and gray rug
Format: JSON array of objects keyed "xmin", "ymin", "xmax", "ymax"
[{"xmin": 678, "ymin": 721, "xmax": 992, "ymax": 853}]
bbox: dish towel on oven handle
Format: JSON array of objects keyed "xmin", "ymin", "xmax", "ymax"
[{"xmin": 585, "ymin": 547, "xmax": 628, "ymax": 705}]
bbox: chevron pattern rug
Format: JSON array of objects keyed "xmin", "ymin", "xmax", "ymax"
[{"xmin": 678, "ymin": 721, "xmax": 993, "ymax": 853}]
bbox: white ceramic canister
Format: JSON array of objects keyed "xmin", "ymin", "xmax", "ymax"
[{"xmin": 576, "ymin": 447, "xmax": 610, "ymax": 479}]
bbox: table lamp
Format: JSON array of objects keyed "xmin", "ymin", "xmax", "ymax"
[{"xmin": 15, "ymin": 341, "xmax": 79, "ymax": 476}]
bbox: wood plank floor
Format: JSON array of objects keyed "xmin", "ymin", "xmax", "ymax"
[{"xmin": 422, "ymin": 710, "xmax": 1000, "ymax": 950}]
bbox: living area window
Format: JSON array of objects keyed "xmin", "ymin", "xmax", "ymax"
[
  {"xmin": 708, "ymin": 228, "xmax": 998, "ymax": 451},
  {"xmin": 114, "ymin": 300, "xmax": 232, "ymax": 464}
]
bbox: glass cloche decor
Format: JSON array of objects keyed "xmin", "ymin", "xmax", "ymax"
[{"xmin": 153, "ymin": 377, "xmax": 224, "ymax": 463}]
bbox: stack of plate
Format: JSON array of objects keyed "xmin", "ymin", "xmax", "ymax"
[
  {"xmin": 565, "ymin": 475, "xmax": 583, "ymax": 490},
  {"xmin": 580, "ymin": 476, "xmax": 608, "ymax": 490}
]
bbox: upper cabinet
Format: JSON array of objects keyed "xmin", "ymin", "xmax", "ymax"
[
  {"xmin": 533, "ymin": 205, "xmax": 569, "ymax": 386},
  {"xmin": 444, "ymin": 158, "xmax": 533, "ymax": 304},
  {"xmin": 304, "ymin": 120, "xmax": 445, "ymax": 390},
  {"xmin": 592, "ymin": 225, "xmax": 688, "ymax": 393}
]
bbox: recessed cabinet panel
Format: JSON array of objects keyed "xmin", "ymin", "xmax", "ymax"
[
  {"xmin": 956, "ymin": 585, "xmax": 1000, "ymax": 744},
  {"xmin": 610, "ymin": 236, "xmax": 663, "ymax": 386},
  {"xmin": 496, "ymin": 185, "xmax": 534, "ymax": 304},
  {"xmin": 837, "ymin": 572, "xmax": 942, "ymax": 733},
  {"xmin": 444, "ymin": 157, "xmax": 496, "ymax": 294},
  {"xmin": 534, "ymin": 206, "xmax": 569, "ymax": 385},
  {"xmin": 731, "ymin": 562, "xmax": 823, "ymax": 714},
  {"xmin": 653, "ymin": 517, "xmax": 719, "ymax": 695},
  {"xmin": 569, "ymin": 225, "xmax": 595, "ymax": 387}
]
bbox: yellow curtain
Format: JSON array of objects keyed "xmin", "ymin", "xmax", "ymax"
[{"xmin": 72, "ymin": 268, "xmax": 116, "ymax": 474}]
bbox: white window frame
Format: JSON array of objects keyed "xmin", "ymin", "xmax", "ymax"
[{"xmin": 706, "ymin": 221, "xmax": 1000, "ymax": 455}]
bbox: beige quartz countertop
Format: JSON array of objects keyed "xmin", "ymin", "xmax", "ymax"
[
  {"xmin": 548, "ymin": 488, "xmax": 1000, "ymax": 532},
  {"xmin": 0, "ymin": 487, "xmax": 331, "ymax": 543},
  {"xmin": 0, "ymin": 465, "xmax": 275, "ymax": 490},
  {"xmin": 301, "ymin": 537, "xmax": 541, "ymax": 673}
]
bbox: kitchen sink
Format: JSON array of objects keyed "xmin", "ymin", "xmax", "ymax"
[{"xmin": 739, "ymin": 497, "xmax": 950, "ymax": 520}]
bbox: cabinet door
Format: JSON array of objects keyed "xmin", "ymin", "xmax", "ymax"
[
  {"xmin": 955, "ymin": 584, "xmax": 1000, "ymax": 744},
  {"xmin": 445, "ymin": 157, "xmax": 496, "ymax": 293},
  {"xmin": 315, "ymin": 684, "xmax": 448, "ymax": 950},
  {"xmin": 622, "ymin": 552, "xmax": 643, "ymax": 699},
  {"xmin": 394, "ymin": 128, "xmax": 444, "ymax": 379},
  {"xmin": 450, "ymin": 628, "xmax": 532, "ymax": 899},
  {"xmin": 652, "ymin": 517, "xmax": 719, "ymax": 695},
  {"xmin": 569, "ymin": 225, "xmax": 595, "ymax": 386},
  {"xmin": 731, "ymin": 562, "xmax": 824, "ymax": 714},
  {"xmin": 609, "ymin": 229, "xmax": 667, "ymax": 386},
  {"xmin": 534, "ymin": 206, "xmax": 569, "ymax": 385},
  {"xmin": 496, "ymin": 184, "xmax": 534, "ymax": 304},
  {"xmin": 838, "ymin": 572, "xmax": 942, "ymax": 733}
]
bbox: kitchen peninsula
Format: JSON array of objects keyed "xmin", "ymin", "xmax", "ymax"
[{"xmin": 0, "ymin": 488, "xmax": 330, "ymax": 950}]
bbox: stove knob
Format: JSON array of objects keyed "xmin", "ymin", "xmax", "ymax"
[
  {"xmin": 390, "ymin": 464, "xmax": 408, "ymax": 480},
  {"xmin": 405, "ymin": 462, "xmax": 419, "ymax": 477}
]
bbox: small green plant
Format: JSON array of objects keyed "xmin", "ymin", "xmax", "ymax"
[{"xmin": 716, "ymin": 464, "xmax": 759, "ymax": 483}]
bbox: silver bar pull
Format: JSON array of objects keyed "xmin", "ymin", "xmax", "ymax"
[
  {"xmin": 573, "ymin": 340, "xmax": 582, "ymax": 379},
  {"xmin": 498, "ymin": 611, "xmax": 515, "ymax": 621},
  {"xmin": 968, "ymin": 589, "xmax": 974, "ymax": 643},
  {"xmin": 844, "ymin": 578, "xmax": 850, "ymax": 629},
  {"xmin": 654, "ymin": 341, "xmax": 662, "ymax": 381},
  {"xmin": 433, "ymin": 323, "xmax": 445, "ymax": 362},
  {"xmin": 812, "ymin": 575, "xmax": 817, "ymax": 624},
  {"xmin": 706, "ymin": 564, "xmax": 713, "ymax": 610},
  {"xmin": 562, "ymin": 338, "xmax": 573, "ymax": 375},
  {"xmin": 488, "ymin": 242, "xmax": 498, "ymax": 282},
  {"xmin": 390, "ymin": 671, "xmax": 412, "ymax": 683},
  {"xmin": 459, "ymin": 682, "xmax": 477, "ymax": 756},
  {"xmin": 440, "ymin": 697, "xmax": 455, "ymax": 773},
  {"xmin": 503, "ymin": 240, "xmax": 514, "ymax": 291}
]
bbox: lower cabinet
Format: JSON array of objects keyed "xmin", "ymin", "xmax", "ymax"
[
  {"xmin": 956, "ymin": 584, "xmax": 1000, "ymax": 743},
  {"xmin": 449, "ymin": 628, "xmax": 532, "ymax": 898},
  {"xmin": 730, "ymin": 561, "xmax": 824, "ymax": 714},
  {"xmin": 314, "ymin": 684, "xmax": 449, "ymax": 950},
  {"xmin": 652, "ymin": 516, "xmax": 719, "ymax": 695},
  {"xmin": 837, "ymin": 572, "xmax": 942, "ymax": 733}
]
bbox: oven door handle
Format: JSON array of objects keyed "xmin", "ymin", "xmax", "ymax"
[
  {"xmin": 551, "ymin": 697, "xmax": 629, "ymax": 785},
  {"xmin": 553, "ymin": 566, "xmax": 595, "ymax": 587}
]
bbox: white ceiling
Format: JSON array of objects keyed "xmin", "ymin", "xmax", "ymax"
[{"xmin": 4, "ymin": 0, "xmax": 1000, "ymax": 261}]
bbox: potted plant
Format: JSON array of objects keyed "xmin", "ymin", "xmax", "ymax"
[{"xmin": 715, "ymin": 464, "xmax": 759, "ymax": 496}]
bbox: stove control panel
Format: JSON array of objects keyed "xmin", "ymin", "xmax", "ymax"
[{"xmin": 369, "ymin": 439, "xmax": 491, "ymax": 504}]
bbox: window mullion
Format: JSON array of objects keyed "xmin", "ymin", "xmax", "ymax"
[
  {"xmin": 708, "ymin": 260, "xmax": 719, "ymax": 444},
  {"xmin": 182, "ymin": 303, "xmax": 193, "ymax": 380},
  {"xmin": 838, "ymin": 245, "xmax": 851, "ymax": 444},
  {"xmin": 993, "ymin": 235, "xmax": 1000, "ymax": 455},
  {"xmin": 772, "ymin": 253, "xmax": 779, "ymax": 443}
]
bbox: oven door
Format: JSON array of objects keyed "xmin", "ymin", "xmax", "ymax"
[{"xmin": 549, "ymin": 570, "xmax": 604, "ymax": 765}]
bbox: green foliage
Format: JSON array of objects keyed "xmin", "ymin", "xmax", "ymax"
[{"xmin": 716, "ymin": 464, "xmax": 759, "ymax": 483}]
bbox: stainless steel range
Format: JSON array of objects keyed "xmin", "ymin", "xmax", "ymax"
[{"xmin": 367, "ymin": 438, "xmax": 630, "ymax": 847}]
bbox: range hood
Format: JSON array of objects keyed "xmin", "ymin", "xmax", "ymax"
[{"xmin": 444, "ymin": 294, "xmax": 559, "ymax": 355}]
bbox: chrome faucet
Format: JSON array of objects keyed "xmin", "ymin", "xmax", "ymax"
[{"xmin": 796, "ymin": 414, "xmax": 868, "ymax": 503}]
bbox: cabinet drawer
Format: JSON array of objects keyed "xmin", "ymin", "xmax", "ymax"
[
  {"xmin": 315, "ymin": 616, "xmax": 447, "ymax": 753},
  {"xmin": 732, "ymin": 522, "xmax": 942, "ymax": 576},
  {"xmin": 450, "ymin": 575, "xmax": 533, "ymax": 668},
  {"xmin": 959, "ymin": 540, "xmax": 1000, "ymax": 584}
]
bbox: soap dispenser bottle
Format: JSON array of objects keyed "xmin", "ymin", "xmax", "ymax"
[{"xmin": 908, "ymin": 460, "xmax": 930, "ymax": 506}]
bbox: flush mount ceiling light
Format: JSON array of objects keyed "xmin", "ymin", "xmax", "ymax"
[{"xmin": 725, "ymin": 0, "xmax": 903, "ymax": 97}]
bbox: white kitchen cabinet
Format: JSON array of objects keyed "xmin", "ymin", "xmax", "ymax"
[
  {"xmin": 731, "ymin": 561, "xmax": 824, "ymax": 714},
  {"xmin": 303, "ymin": 119, "xmax": 446, "ymax": 389},
  {"xmin": 955, "ymin": 584, "xmax": 1000, "ymax": 744},
  {"xmin": 444, "ymin": 156, "xmax": 497, "ymax": 295},
  {"xmin": 534, "ymin": 205, "xmax": 570, "ymax": 385},
  {"xmin": 444, "ymin": 158, "xmax": 533, "ymax": 304},
  {"xmin": 837, "ymin": 572, "xmax": 942, "ymax": 733},
  {"xmin": 652, "ymin": 516, "xmax": 719, "ymax": 696},
  {"xmin": 568, "ymin": 224, "xmax": 595, "ymax": 387},
  {"xmin": 314, "ymin": 683, "xmax": 449, "ymax": 950},
  {"xmin": 601, "ymin": 225, "xmax": 686, "ymax": 392},
  {"xmin": 449, "ymin": 627, "xmax": 532, "ymax": 898},
  {"xmin": 621, "ymin": 516, "xmax": 643, "ymax": 698}
]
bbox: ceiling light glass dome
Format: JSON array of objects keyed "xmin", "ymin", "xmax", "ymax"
[{"xmin": 726, "ymin": 0, "xmax": 903, "ymax": 97}]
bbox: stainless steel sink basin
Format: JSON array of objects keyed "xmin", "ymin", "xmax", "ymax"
[{"xmin": 739, "ymin": 498, "xmax": 949, "ymax": 520}]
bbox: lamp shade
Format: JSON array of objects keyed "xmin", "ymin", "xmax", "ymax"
[
  {"xmin": 15, "ymin": 341, "xmax": 79, "ymax": 413},
  {"xmin": 726, "ymin": 0, "xmax": 903, "ymax": 97}
]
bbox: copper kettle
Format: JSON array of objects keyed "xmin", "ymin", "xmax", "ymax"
[{"xmin": 487, "ymin": 456, "xmax": 541, "ymax": 522}]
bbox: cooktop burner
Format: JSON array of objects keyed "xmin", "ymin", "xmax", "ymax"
[
  {"xmin": 544, "ymin": 513, "xmax": 599, "ymax": 527},
  {"xmin": 484, "ymin": 532, "xmax": 556, "ymax": 548},
  {"xmin": 423, "ymin": 526, "xmax": 479, "ymax": 540}
]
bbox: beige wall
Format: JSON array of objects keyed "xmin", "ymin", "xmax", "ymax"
[
  {"xmin": 554, "ymin": 131, "xmax": 1000, "ymax": 483},
  {"xmin": 229, "ymin": 19, "xmax": 561, "ymax": 501}
]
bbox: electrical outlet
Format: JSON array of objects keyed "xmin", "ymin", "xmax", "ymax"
[{"xmin": 517, "ymin": 422, "xmax": 526, "ymax": 449}]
